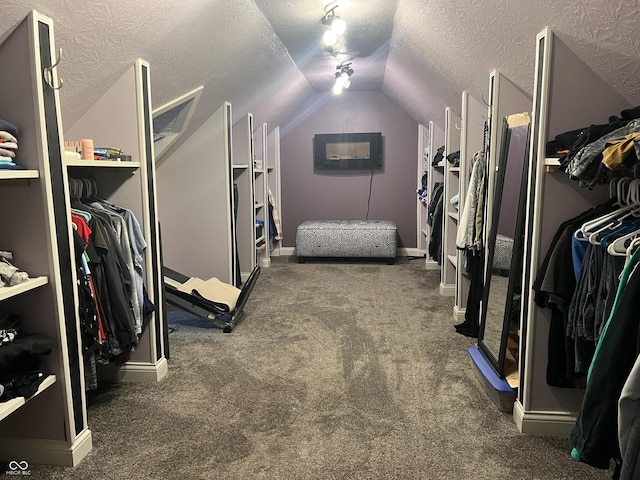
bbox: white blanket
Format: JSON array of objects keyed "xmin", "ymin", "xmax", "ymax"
[{"xmin": 177, "ymin": 276, "xmax": 241, "ymax": 312}]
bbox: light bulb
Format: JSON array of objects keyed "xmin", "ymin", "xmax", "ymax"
[
  {"xmin": 343, "ymin": 79, "xmax": 351, "ymax": 89},
  {"xmin": 323, "ymin": 30, "xmax": 338, "ymax": 46},
  {"xmin": 332, "ymin": 83, "xmax": 343, "ymax": 94},
  {"xmin": 331, "ymin": 17, "xmax": 346, "ymax": 35},
  {"xmin": 335, "ymin": 75, "xmax": 346, "ymax": 89}
]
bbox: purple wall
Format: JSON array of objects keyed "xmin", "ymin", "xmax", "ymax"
[{"xmin": 280, "ymin": 91, "xmax": 418, "ymax": 248}]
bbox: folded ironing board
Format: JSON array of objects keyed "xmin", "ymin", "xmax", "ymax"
[{"xmin": 163, "ymin": 265, "xmax": 260, "ymax": 333}]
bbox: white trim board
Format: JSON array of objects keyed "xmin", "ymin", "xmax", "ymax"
[
  {"xmin": 513, "ymin": 400, "xmax": 577, "ymax": 436},
  {"xmin": 0, "ymin": 428, "xmax": 92, "ymax": 467},
  {"xmin": 98, "ymin": 358, "xmax": 168, "ymax": 383}
]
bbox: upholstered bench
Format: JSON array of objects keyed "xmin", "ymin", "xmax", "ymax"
[
  {"xmin": 296, "ymin": 220, "xmax": 397, "ymax": 264},
  {"xmin": 493, "ymin": 233, "xmax": 514, "ymax": 275}
]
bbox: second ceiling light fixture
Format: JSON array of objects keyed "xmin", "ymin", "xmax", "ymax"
[{"xmin": 333, "ymin": 63, "xmax": 354, "ymax": 94}]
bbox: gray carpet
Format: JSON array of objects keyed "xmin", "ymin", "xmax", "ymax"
[{"xmin": 33, "ymin": 257, "xmax": 612, "ymax": 479}]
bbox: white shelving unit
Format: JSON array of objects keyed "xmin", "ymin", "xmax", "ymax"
[
  {"xmin": 440, "ymin": 107, "xmax": 461, "ymax": 297},
  {"xmin": 0, "ymin": 375, "xmax": 57, "ymax": 422},
  {"xmin": 0, "ymin": 10, "xmax": 92, "ymax": 466},
  {"xmin": 64, "ymin": 59, "xmax": 168, "ymax": 383},
  {"xmin": 233, "ymin": 113, "xmax": 257, "ymax": 283}
]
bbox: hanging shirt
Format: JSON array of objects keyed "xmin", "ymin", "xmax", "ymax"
[{"xmin": 570, "ymin": 245, "xmax": 640, "ymax": 469}]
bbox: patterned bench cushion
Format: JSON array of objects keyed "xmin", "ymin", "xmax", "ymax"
[
  {"xmin": 296, "ymin": 220, "xmax": 397, "ymax": 258},
  {"xmin": 493, "ymin": 234, "xmax": 514, "ymax": 272}
]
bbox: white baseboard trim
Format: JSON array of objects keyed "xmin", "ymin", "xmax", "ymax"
[
  {"xmin": 453, "ymin": 305, "xmax": 466, "ymax": 322},
  {"xmin": 0, "ymin": 427, "xmax": 92, "ymax": 466},
  {"xmin": 439, "ymin": 282, "xmax": 455, "ymax": 296},
  {"xmin": 99, "ymin": 357, "xmax": 168, "ymax": 383},
  {"xmin": 513, "ymin": 401, "xmax": 577, "ymax": 436},
  {"xmin": 279, "ymin": 246, "xmax": 295, "ymax": 256},
  {"xmin": 424, "ymin": 259, "xmax": 440, "ymax": 271}
]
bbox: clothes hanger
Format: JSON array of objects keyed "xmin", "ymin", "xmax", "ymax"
[
  {"xmin": 580, "ymin": 177, "xmax": 635, "ymax": 236},
  {"xmin": 625, "ymin": 235, "xmax": 640, "ymax": 261},
  {"xmin": 607, "ymin": 179, "xmax": 640, "ymax": 255}
]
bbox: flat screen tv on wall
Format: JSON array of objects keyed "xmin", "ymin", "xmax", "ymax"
[{"xmin": 313, "ymin": 132, "xmax": 383, "ymax": 172}]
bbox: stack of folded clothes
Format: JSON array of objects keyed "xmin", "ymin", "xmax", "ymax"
[
  {"xmin": 0, "ymin": 118, "xmax": 22, "ymax": 170},
  {"xmin": 0, "ymin": 251, "xmax": 29, "ymax": 287},
  {"xmin": 0, "ymin": 313, "xmax": 54, "ymax": 402}
]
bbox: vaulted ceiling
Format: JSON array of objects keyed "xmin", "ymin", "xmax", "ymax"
[{"xmin": 3, "ymin": 1, "xmax": 640, "ymax": 142}]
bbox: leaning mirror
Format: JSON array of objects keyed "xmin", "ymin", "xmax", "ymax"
[{"xmin": 478, "ymin": 113, "xmax": 531, "ymax": 379}]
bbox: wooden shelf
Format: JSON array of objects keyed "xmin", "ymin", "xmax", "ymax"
[
  {"xmin": 0, "ymin": 375, "xmax": 56, "ymax": 422},
  {"xmin": 255, "ymin": 202, "xmax": 264, "ymax": 210},
  {"xmin": 545, "ymin": 156, "xmax": 561, "ymax": 172},
  {"xmin": 447, "ymin": 254, "xmax": 457, "ymax": 268},
  {"xmin": 66, "ymin": 159, "xmax": 141, "ymax": 168},
  {"xmin": 255, "ymin": 235, "xmax": 265, "ymax": 246},
  {"xmin": 422, "ymin": 228, "xmax": 429, "ymax": 237},
  {"xmin": 448, "ymin": 211, "xmax": 459, "ymax": 221},
  {"xmin": 0, "ymin": 276, "xmax": 48, "ymax": 302},
  {"xmin": 233, "ymin": 164, "xmax": 249, "ymax": 169},
  {"xmin": 254, "ymin": 168, "xmax": 264, "ymax": 174},
  {"xmin": 0, "ymin": 170, "xmax": 39, "ymax": 180},
  {"xmin": 450, "ymin": 166, "xmax": 460, "ymax": 173}
]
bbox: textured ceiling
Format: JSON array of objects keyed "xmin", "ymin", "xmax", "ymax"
[{"xmin": 2, "ymin": 0, "xmax": 639, "ymax": 144}]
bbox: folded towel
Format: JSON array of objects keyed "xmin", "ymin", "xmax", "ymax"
[{"xmin": 177, "ymin": 276, "xmax": 241, "ymax": 312}]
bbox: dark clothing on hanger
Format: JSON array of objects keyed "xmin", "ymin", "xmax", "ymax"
[
  {"xmin": 570, "ymin": 246, "xmax": 640, "ymax": 470},
  {"xmin": 533, "ymin": 200, "xmax": 617, "ymax": 388},
  {"xmin": 428, "ymin": 183, "xmax": 444, "ymax": 264},
  {"xmin": 71, "ymin": 199, "xmax": 138, "ymax": 354},
  {"xmin": 432, "ymin": 146, "xmax": 444, "ymax": 166},
  {"xmin": 455, "ymin": 250, "xmax": 483, "ymax": 338}
]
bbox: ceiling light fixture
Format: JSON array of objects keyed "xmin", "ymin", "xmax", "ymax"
[
  {"xmin": 333, "ymin": 63, "xmax": 354, "ymax": 94},
  {"xmin": 321, "ymin": 3, "xmax": 346, "ymax": 47},
  {"xmin": 323, "ymin": 29, "xmax": 338, "ymax": 46},
  {"xmin": 322, "ymin": 4, "xmax": 347, "ymax": 35}
]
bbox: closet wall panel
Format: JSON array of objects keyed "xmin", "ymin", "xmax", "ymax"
[
  {"xmin": 157, "ymin": 102, "xmax": 235, "ymax": 284},
  {"xmin": 267, "ymin": 125, "xmax": 282, "ymax": 257},
  {"xmin": 515, "ymin": 27, "xmax": 632, "ymax": 435}
]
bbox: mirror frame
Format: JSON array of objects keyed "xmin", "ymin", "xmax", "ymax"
[{"xmin": 478, "ymin": 115, "xmax": 531, "ymax": 377}]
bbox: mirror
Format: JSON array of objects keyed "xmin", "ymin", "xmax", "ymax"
[{"xmin": 478, "ymin": 113, "xmax": 531, "ymax": 378}]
